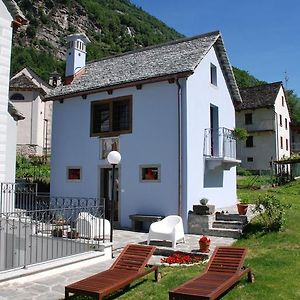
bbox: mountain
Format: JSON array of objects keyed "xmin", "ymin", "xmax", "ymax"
[
  {"xmin": 11, "ymin": 0, "xmax": 300, "ymax": 122},
  {"xmin": 11, "ymin": 0, "xmax": 183, "ymax": 79}
]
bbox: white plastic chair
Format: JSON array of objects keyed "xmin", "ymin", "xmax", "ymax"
[
  {"xmin": 76, "ymin": 212, "xmax": 111, "ymax": 239},
  {"xmin": 147, "ymin": 215, "xmax": 185, "ymax": 248}
]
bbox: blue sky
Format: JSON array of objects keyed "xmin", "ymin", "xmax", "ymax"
[{"xmin": 131, "ymin": 0, "xmax": 299, "ymax": 96}]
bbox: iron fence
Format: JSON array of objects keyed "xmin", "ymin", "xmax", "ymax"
[{"xmin": 0, "ymin": 183, "xmax": 106, "ymax": 272}]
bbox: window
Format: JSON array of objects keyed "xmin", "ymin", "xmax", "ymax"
[
  {"xmin": 279, "ymin": 114, "xmax": 282, "ymax": 127},
  {"xmin": 247, "ymin": 157, "xmax": 254, "ymax": 162},
  {"xmin": 245, "ymin": 113, "xmax": 252, "ymax": 125},
  {"xmin": 286, "ymin": 139, "xmax": 289, "ymax": 151},
  {"xmin": 280, "ymin": 136, "xmax": 283, "ymax": 149},
  {"xmin": 210, "ymin": 63, "xmax": 217, "ymax": 86},
  {"xmin": 285, "ymin": 118, "xmax": 288, "ymax": 130},
  {"xmin": 140, "ymin": 165, "xmax": 161, "ymax": 182},
  {"xmin": 246, "ymin": 136, "xmax": 253, "ymax": 148},
  {"xmin": 67, "ymin": 167, "xmax": 81, "ymax": 181},
  {"xmin": 282, "ymin": 96, "xmax": 284, "ymax": 106},
  {"xmin": 10, "ymin": 93, "xmax": 24, "ymax": 100},
  {"xmin": 91, "ymin": 96, "xmax": 132, "ymax": 137}
]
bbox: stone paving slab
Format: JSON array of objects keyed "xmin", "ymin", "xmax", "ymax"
[{"xmin": 0, "ymin": 228, "xmax": 236, "ymax": 299}]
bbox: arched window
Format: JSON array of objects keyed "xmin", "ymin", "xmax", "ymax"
[{"xmin": 10, "ymin": 93, "xmax": 24, "ymax": 100}]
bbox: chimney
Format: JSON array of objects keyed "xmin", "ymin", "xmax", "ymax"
[
  {"xmin": 49, "ymin": 71, "xmax": 62, "ymax": 87},
  {"xmin": 65, "ymin": 33, "xmax": 90, "ymax": 83}
]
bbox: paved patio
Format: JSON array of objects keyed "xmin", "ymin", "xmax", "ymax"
[{"xmin": 0, "ymin": 229, "xmax": 236, "ymax": 300}]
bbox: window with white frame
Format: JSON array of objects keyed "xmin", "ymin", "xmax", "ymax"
[
  {"xmin": 67, "ymin": 167, "xmax": 81, "ymax": 181},
  {"xmin": 140, "ymin": 165, "xmax": 161, "ymax": 182}
]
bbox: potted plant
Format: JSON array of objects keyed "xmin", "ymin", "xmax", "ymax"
[
  {"xmin": 52, "ymin": 227, "xmax": 63, "ymax": 237},
  {"xmin": 199, "ymin": 235, "xmax": 211, "ymax": 252},
  {"xmin": 237, "ymin": 198, "xmax": 248, "ymax": 215},
  {"xmin": 67, "ymin": 229, "xmax": 79, "ymax": 239},
  {"xmin": 233, "ymin": 128, "xmax": 248, "ymax": 141}
]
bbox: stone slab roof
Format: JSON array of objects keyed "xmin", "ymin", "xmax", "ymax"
[
  {"xmin": 47, "ymin": 31, "xmax": 241, "ymax": 103},
  {"xmin": 10, "ymin": 74, "xmax": 41, "ymax": 90},
  {"xmin": 8, "ymin": 101, "xmax": 24, "ymax": 120},
  {"xmin": 236, "ymin": 82, "xmax": 283, "ymax": 111},
  {"xmin": 3, "ymin": 0, "xmax": 27, "ymax": 23}
]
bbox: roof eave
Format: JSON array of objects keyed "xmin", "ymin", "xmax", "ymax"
[{"xmin": 45, "ymin": 71, "xmax": 193, "ymax": 102}]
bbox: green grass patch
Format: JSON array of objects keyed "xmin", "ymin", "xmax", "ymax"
[{"xmin": 70, "ymin": 181, "xmax": 300, "ymax": 299}]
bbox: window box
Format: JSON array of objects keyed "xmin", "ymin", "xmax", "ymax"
[{"xmin": 67, "ymin": 167, "xmax": 81, "ymax": 181}]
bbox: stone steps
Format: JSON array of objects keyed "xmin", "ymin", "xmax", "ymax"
[
  {"xmin": 196, "ymin": 227, "xmax": 242, "ymax": 239},
  {"xmin": 212, "ymin": 220, "xmax": 244, "ymax": 230},
  {"xmin": 215, "ymin": 213, "xmax": 248, "ymax": 224}
]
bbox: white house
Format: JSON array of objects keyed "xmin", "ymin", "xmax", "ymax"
[
  {"xmin": 0, "ymin": 0, "xmax": 26, "ymax": 185},
  {"xmin": 235, "ymin": 82, "xmax": 291, "ymax": 172},
  {"xmin": 46, "ymin": 31, "xmax": 241, "ymax": 230},
  {"xmin": 9, "ymin": 67, "xmax": 55, "ymax": 156}
]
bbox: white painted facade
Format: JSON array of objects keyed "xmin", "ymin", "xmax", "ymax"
[
  {"xmin": 10, "ymin": 68, "xmax": 53, "ymax": 155},
  {"xmin": 0, "ymin": 1, "xmax": 14, "ymax": 182},
  {"xmin": 236, "ymin": 86, "xmax": 290, "ymax": 171},
  {"xmin": 51, "ymin": 46, "xmax": 238, "ymax": 229}
]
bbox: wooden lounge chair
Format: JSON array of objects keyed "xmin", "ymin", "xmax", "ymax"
[
  {"xmin": 169, "ymin": 246, "xmax": 254, "ymax": 300},
  {"xmin": 65, "ymin": 244, "xmax": 159, "ymax": 300}
]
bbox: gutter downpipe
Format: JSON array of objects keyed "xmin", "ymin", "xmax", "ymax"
[{"xmin": 176, "ymin": 79, "xmax": 182, "ymax": 217}]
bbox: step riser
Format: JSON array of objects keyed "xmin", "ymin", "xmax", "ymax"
[
  {"xmin": 215, "ymin": 214, "xmax": 248, "ymax": 223},
  {"xmin": 197, "ymin": 228, "xmax": 241, "ymax": 239},
  {"xmin": 213, "ymin": 223, "xmax": 244, "ymax": 230}
]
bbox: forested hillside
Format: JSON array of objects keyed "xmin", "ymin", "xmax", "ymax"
[{"xmin": 12, "ymin": 0, "xmax": 300, "ymax": 121}]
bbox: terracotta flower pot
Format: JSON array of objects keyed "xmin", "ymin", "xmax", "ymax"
[
  {"xmin": 237, "ymin": 203, "xmax": 248, "ymax": 215},
  {"xmin": 199, "ymin": 235, "xmax": 211, "ymax": 252}
]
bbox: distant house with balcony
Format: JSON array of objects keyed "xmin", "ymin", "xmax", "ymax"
[
  {"xmin": 235, "ymin": 82, "xmax": 290, "ymax": 172},
  {"xmin": 46, "ymin": 31, "xmax": 241, "ymax": 230},
  {"xmin": 290, "ymin": 122, "xmax": 300, "ymax": 153},
  {"xmin": 9, "ymin": 67, "xmax": 55, "ymax": 156}
]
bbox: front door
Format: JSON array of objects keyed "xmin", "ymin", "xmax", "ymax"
[{"xmin": 100, "ymin": 168, "xmax": 119, "ymax": 227}]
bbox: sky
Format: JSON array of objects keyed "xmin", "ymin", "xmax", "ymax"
[{"xmin": 131, "ymin": 0, "xmax": 300, "ymax": 96}]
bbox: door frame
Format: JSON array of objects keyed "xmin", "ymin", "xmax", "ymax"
[{"xmin": 98, "ymin": 164, "xmax": 121, "ymax": 227}]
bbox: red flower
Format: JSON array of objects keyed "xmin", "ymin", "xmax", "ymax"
[
  {"xmin": 199, "ymin": 235, "xmax": 211, "ymax": 243},
  {"xmin": 161, "ymin": 251, "xmax": 202, "ymax": 265}
]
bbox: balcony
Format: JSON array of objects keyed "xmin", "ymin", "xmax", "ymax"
[
  {"xmin": 244, "ymin": 119, "xmax": 274, "ymax": 132},
  {"xmin": 204, "ymin": 127, "xmax": 241, "ymax": 170},
  {"xmin": 291, "ymin": 142, "xmax": 300, "ymax": 153}
]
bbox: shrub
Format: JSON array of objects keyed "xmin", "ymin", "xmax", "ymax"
[
  {"xmin": 253, "ymin": 194, "xmax": 290, "ymax": 232},
  {"xmin": 237, "ymin": 166, "xmax": 252, "ymax": 176}
]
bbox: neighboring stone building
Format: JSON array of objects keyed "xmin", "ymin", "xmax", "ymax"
[
  {"xmin": 9, "ymin": 67, "xmax": 55, "ymax": 156},
  {"xmin": 46, "ymin": 31, "xmax": 241, "ymax": 230},
  {"xmin": 0, "ymin": 0, "xmax": 26, "ymax": 187},
  {"xmin": 235, "ymin": 82, "xmax": 291, "ymax": 172}
]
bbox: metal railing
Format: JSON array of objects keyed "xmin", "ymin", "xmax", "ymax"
[
  {"xmin": 0, "ymin": 183, "xmax": 106, "ymax": 272},
  {"xmin": 204, "ymin": 127, "xmax": 237, "ymax": 159}
]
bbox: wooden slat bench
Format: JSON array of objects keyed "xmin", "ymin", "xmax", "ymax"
[
  {"xmin": 65, "ymin": 244, "xmax": 160, "ymax": 300},
  {"xmin": 129, "ymin": 214, "xmax": 164, "ymax": 231},
  {"xmin": 169, "ymin": 246, "xmax": 254, "ymax": 300}
]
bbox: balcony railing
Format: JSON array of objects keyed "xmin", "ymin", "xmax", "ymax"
[
  {"xmin": 0, "ymin": 183, "xmax": 106, "ymax": 272},
  {"xmin": 204, "ymin": 127, "xmax": 237, "ymax": 159},
  {"xmin": 291, "ymin": 142, "xmax": 300, "ymax": 153},
  {"xmin": 204, "ymin": 127, "xmax": 240, "ymax": 170},
  {"xmin": 244, "ymin": 119, "xmax": 274, "ymax": 132}
]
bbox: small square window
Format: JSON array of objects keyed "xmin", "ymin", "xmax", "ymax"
[
  {"xmin": 245, "ymin": 113, "xmax": 252, "ymax": 125},
  {"xmin": 210, "ymin": 63, "xmax": 217, "ymax": 86},
  {"xmin": 140, "ymin": 165, "xmax": 161, "ymax": 182},
  {"xmin": 67, "ymin": 167, "xmax": 81, "ymax": 181},
  {"xmin": 246, "ymin": 136, "xmax": 253, "ymax": 148},
  {"xmin": 247, "ymin": 157, "xmax": 254, "ymax": 162}
]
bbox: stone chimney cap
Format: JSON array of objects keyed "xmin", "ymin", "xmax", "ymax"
[{"xmin": 65, "ymin": 33, "xmax": 90, "ymax": 44}]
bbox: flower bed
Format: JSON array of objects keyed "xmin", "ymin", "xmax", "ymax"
[{"xmin": 160, "ymin": 251, "xmax": 204, "ymax": 266}]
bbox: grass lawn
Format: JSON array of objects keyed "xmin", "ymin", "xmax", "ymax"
[{"xmin": 72, "ymin": 181, "xmax": 300, "ymax": 300}]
